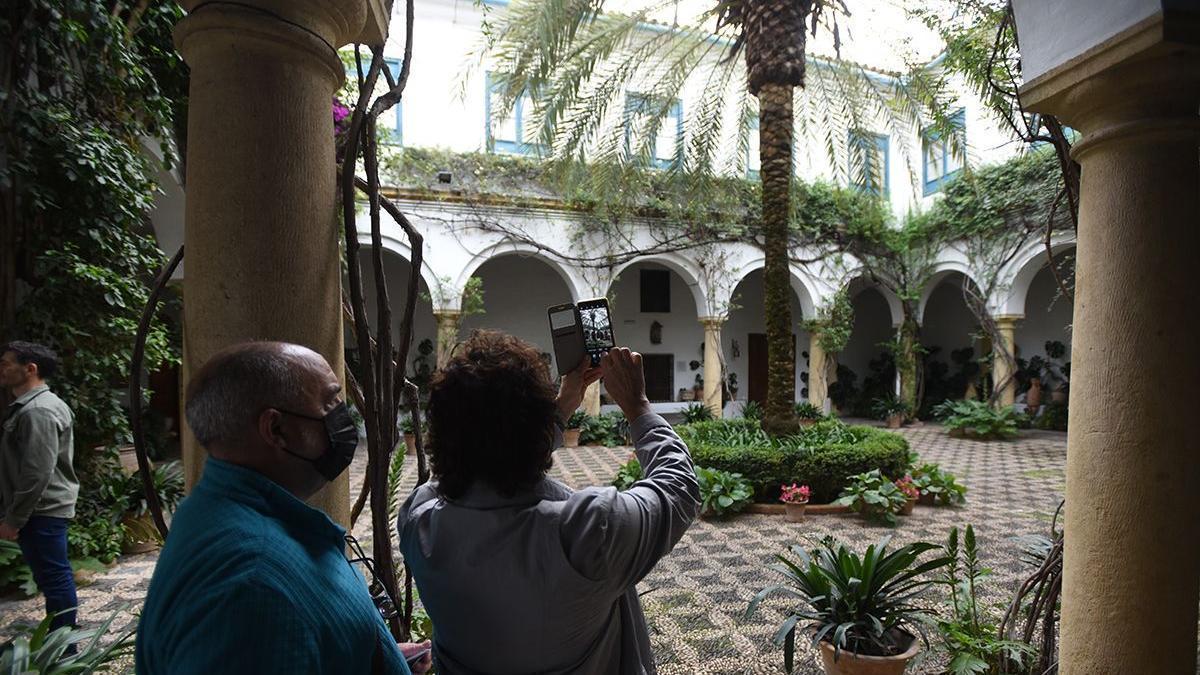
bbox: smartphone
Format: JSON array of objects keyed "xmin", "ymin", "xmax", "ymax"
[
  {"xmin": 405, "ymin": 647, "xmax": 432, "ymax": 667},
  {"xmin": 576, "ymin": 298, "xmax": 615, "ymax": 367},
  {"xmin": 548, "ymin": 303, "xmax": 585, "ymax": 377}
]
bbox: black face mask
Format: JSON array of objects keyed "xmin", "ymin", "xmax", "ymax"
[{"xmin": 278, "ymin": 401, "xmax": 360, "ymax": 482}]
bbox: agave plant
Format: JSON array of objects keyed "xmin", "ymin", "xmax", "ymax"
[
  {"xmin": 681, "ymin": 402, "xmax": 716, "ymax": 424},
  {"xmin": 747, "ymin": 535, "xmax": 951, "ymax": 671},
  {"xmin": 0, "ymin": 606, "xmax": 133, "ymax": 674}
]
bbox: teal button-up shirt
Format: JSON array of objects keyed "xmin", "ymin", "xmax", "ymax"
[{"xmin": 136, "ymin": 458, "xmax": 411, "ymax": 675}]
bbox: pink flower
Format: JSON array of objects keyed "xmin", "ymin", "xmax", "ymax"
[
  {"xmin": 894, "ymin": 476, "xmax": 919, "ymax": 500},
  {"xmin": 780, "ymin": 483, "xmax": 811, "ymax": 504}
]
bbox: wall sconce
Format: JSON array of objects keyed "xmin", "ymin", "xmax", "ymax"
[{"xmin": 650, "ymin": 320, "xmax": 662, "ymax": 344}]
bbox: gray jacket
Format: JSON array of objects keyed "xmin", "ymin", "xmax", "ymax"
[
  {"xmin": 1, "ymin": 384, "xmax": 79, "ymax": 529},
  {"xmin": 398, "ymin": 412, "xmax": 699, "ymax": 675}
]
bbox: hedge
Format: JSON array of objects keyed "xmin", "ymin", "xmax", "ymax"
[{"xmin": 677, "ymin": 419, "xmax": 910, "ymax": 503}]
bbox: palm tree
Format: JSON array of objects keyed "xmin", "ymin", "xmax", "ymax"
[{"xmin": 482, "ymin": 0, "xmax": 943, "ymax": 433}]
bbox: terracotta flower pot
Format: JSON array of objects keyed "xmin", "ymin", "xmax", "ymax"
[
  {"xmin": 563, "ymin": 428, "xmax": 581, "ymax": 447},
  {"xmin": 886, "ymin": 414, "xmax": 903, "ymax": 429},
  {"xmin": 121, "ymin": 512, "xmax": 161, "ymax": 555},
  {"xmin": 818, "ymin": 631, "xmax": 920, "ymax": 675},
  {"xmin": 784, "ymin": 501, "xmax": 808, "ymax": 522},
  {"xmin": 918, "ymin": 492, "xmax": 936, "ymax": 506},
  {"xmin": 1026, "ymin": 377, "xmax": 1043, "ymax": 408},
  {"xmin": 1050, "ymin": 388, "xmax": 1066, "ymax": 403},
  {"xmin": 900, "ymin": 497, "xmax": 916, "ymax": 515},
  {"xmin": 404, "ymin": 434, "xmax": 417, "ymax": 455}
]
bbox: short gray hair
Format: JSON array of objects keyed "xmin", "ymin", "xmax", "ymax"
[{"xmin": 185, "ymin": 342, "xmax": 311, "ymax": 448}]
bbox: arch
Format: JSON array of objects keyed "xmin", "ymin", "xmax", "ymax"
[
  {"xmin": 359, "ymin": 231, "xmax": 442, "ymax": 305},
  {"xmin": 457, "ymin": 239, "xmax": 584, "ymax": 305},
  {"xmin": 998, "ymin": 238, "xmax": 1077, "ymax": 317},
  {"xmin": 724, "ymin": 256, "xmax": 818, "ymax": 319},
  {"xmin": 917, "ymin": 261, "xmax": 983, "ymax": 325},
  {"xmin": 608, "ymin": 252, "xmax": 709, "ymax": 316},
  {"xmin": 839, "ymin": 271, "xmax": 905, "ymax": 326}
]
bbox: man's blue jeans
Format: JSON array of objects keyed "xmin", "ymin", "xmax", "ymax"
[{"xmin": 17, "ymin": 515, "xmax": 78, "ymax": 632}]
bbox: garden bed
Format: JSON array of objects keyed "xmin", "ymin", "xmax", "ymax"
[{"xmin": 677, "ymin": 419, "xmax": 910, "ymax": 503}]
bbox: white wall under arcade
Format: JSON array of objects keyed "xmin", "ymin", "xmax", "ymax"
[
  {"xmin": 840, "ymin": 287, "xmax": 896, "ymax": 383},
  {"xmin": 1014, "ymin": 259, "xmax": 1074, "ymax": 368},
  {"xmin": 355, "ymin": 249, "xmax": 438, "ymax": 378},
  {"xmin": 722, "ymin": 269, "xmax": 809, "ymax": 409}
]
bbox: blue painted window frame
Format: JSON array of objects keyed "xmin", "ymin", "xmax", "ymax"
[
  {"xmin": 746, "ymin": 114, "xmax": 760, "ymax": 180},
  {"xmin": 849, "ymin": 130, "xmax": 889, "ymax": 196},
  {"xmin": 485, "ymin": 73, "xmax": 543, "ymax": 156},
  {"xmin": 922, "ymin": 109, "xmax": 966, "ymax": 195},
  {"xmin": 624, "ymin": 93, "xmax": 683, "ymax": 169},
  {"xmin": 341, "ymin": 57, "xmax": 403, "ymax": 145}
]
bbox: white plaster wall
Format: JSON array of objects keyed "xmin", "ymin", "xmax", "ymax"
[
  {"xmin": 1015, "ymin": 262, "xmax": 1073, "ymax": 363},
  {"xmin": 722, "ymin": 269, "xmax": 809, "ymax": 403},
  {"xmin": 840, "ymin": 288, "xmax": 895, "ymax": 379},
  {"xmin": 608, "ymin": 262, "xmax": 705, "ymax": 401},
  {"xmin": 459, "ymin": 254, "xmax": 575, "ymax": 372}
]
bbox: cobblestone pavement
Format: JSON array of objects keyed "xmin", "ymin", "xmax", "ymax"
[{"xmin": 0, "ymin": 423, "xmax": 1068, "ymax": 674}]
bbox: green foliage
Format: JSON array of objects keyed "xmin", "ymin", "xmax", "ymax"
[
  {"xmin": 1033, "ymin": 401, "xmax": 1068, "ymax": 432},
  {"xmin": 871, "ymin": 396, "xmax": 911, "ymax": 421},
  {"xmin": 836, "ymin": 469, "xmax": 909, "ymax": 526},
  {"xmin": 0, "ymin": 541, "xmax": 37, "ymax": 597},
  {"xmin": 678, "ymin": 419, "xmax": 910, "ymax": 503},
  {"xmin": 611, "ymin": 455, "xmax": 643, "ymax": 491},
  {"xmin": 911, "ymin": 463, "xmax": 968, "ymax": 506},
  {"xmin": 680, "ymin": 403, "xmax": 714, "ymax": 424},
  {"xmin": 67, "ymin": 447, "xmax": 127, "ymax": 563},
  {"xmin": 804, "ymin": 288, "xmax": 855, "ymax": 355},
  {"xmin": 696, "ymin": 467, "xmax": 753, "ymax": 518},
  {"xmin": 933, "ymin": 400, "xmax": 1021, "ymax": 440},
  {"xmin": 578, "ymin": 412, "xmax": 627, "ymax": 446},
  {"xmin": 793, "ymin": 402, "xmax": 823, "ymax": 421},
  {"xmin": 565, "ymin": 410, "xmax": 588, "ymax": 430},
  {"xmin": 739, "ymin": 400, "xmax": 763, "ymax": 421},
  {"xmin": 937, "ymin": 526, "xmax": 1034, "ymax": 674},
  {"xmin": 746, "ymin": 536, "xmax": 950, "ymax": 667},
  {"xmin": 122, "ymin": 461, "xmax": 184, "ymax": 519},
  {"xmin": 0, "ymin": 604, "xmax": 134, "ymax": 673}
]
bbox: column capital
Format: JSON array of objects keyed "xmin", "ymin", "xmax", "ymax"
[
  {"xmin": 178, "ymin": 0, "xmax": 381, "ymax": 49},
  {"xmin": 698, "ymin": 316, "xmax": 726, "ymax": 328},
  {"xmin": 993, "ymin": 314, "xmax": 1023, "ymax": 327},
  {"xmin": 433, "ymin": 309, "xmax": 463, "ymax": 320}
]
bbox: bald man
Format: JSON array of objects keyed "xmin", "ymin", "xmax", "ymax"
[{"xmin": 136, "ymin": 342, "xmax": 430, "ymax": 675}]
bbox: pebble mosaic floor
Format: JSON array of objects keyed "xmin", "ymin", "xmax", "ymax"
[{"xmin": 0, "ymin": 422, "xmax": 1071, "ymax": 673}]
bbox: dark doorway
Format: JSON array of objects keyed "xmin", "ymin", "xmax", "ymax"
[
  {"xmin": 642, "ymin": 353, "xmax": 674, "ymax": 402},
  {"xmin": 748, "ymin": 333, "xmax": 795, "ymax": 405}
]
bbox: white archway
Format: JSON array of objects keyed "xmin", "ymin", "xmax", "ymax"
[
  {"xmin": 996, "ymin": 237, "xmax": 1077, "ymax": 317},
  {"xmin": 608, "ymin": 252, "xmax": 710, "ymax": 317},
  {"xmin": 720, "ymin": 256, "xmax": 819, "ymax": 320},
  {"xmin": 457, "ymin": 239, "xmax": 585, "ymax": 306},
  {"xmin": 916, "ymin": 260, "xmax": 982, "ymax": 324}
]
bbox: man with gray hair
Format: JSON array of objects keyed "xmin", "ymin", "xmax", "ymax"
[{"xmin": 135, "ymin": 341, "xmax": 430, "ymax": 675}]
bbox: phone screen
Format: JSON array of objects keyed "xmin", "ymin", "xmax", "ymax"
[{"xmin": 578, "ymin": 302, "xmax": 614, "ymax": 363}]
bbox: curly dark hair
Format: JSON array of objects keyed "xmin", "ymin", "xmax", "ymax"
[{"xmin": 427, "ymin": 330, "xmax": 559, "ymax": 499}]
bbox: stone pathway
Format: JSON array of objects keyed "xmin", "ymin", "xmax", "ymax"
[{"xmin": 0, "ymin": 423, "xmax": 1068, "ymax": 673}]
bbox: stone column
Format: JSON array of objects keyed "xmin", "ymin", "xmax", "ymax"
[
  {"xmin": 174, "ymin": 0, "xmax": 383, "ymax": 526},
  {"xmin": 992, "ymin": 315, "xmax": 1020, "ymax": 407},
  {"xmin": 700, "ymin": 317, "xmax": 724, "ymax": 418},
  {"xmin": 582, "ymin": 382, "xmax": 601, "ymax": 416},
  {"xmin": 807, "ymin": 332, "xmax": 828, "ymax": 410},
  {"xmin": 434, "ymin": 310, "xmax": 462, "ymax": 368},
  {"xmin": 1022, "ymin": 41, "xmax": 1200, "ymax": 674}
]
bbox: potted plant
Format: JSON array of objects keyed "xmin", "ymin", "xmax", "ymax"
[
  {"xmin": 726, "ymin": 372, "xmax": 739, "ymax": 400},
  {"xmin": 692, "ymin": 373, "xmax": 704, "ymax": 401},
  {"xmin": 910, "ymin": 463, "xmax": 967, "ymax": 506},
  {"xmin": 871, "ymin": 396, "xmax": 910, "ymax": 429},
  {"xmin": 894, "ymin": 476, "xmax": 919, "ymax": 515},
  {"xmin": 563, "ymin": 411, "xmax": 586, "ymax": 447},
  {"xmin": 794, "ymin": 401, "xmax": 824, "ymax": 426},
  {"xmin": 836, "ymin": 470, "xmax": 909, "ymax": 526},
  {"xmin": 121, "ymin": 461, "xmax": 184, "ymax": 554},
  {"xmin": 399, "ymin": 415, "xmax": 422, "ymax": 455},
  {"xmin": 780, "ymin": 483, "xmax": 811, "ymax": 522},
  {"xmin": 697, "ymin": 467, "xmax": 754, "ymax": 518},
  {"xmin": 747, "ymin": 535, "xmax": 950, "ymax": 675}
]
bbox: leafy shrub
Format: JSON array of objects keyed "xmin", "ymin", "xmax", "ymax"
[
  {"xmin": 937, "ymin": 526, "xmax": 1034, "ymax": 674},
  {"xmin": 696, "ymin": 467, "xmax": 754, "ymax": 518},
  {"xmin": 678, "ymin": 419, "xmax": 910, "ymax": 503},
  {"xmin": 912, "ymin": 463, "xmax": 968, "ymax": 505},
  {"xmin": 565, "ymin": 410, "xmax": 588, "ymax": 430},
  {"xmin": 1034, "ymin": 401, "xmax": 1068, "ymax": 431},
  {"xmin": 933, "ymin": 400, "xmax": 1020, "ymax": 440},
  {"xmin": 740, "ymin": 400, "xmax": 763, "ymax": 420},
  {"xmin": 836, "ymin": 469, "xmax": 909, "ymax": 526},
  {"xmin": 747, "ymin": 536, "xmax": 950, "ymax": 670},
  {"xmin": 793, "ymin": 402, "xmax": 823, "ymax": 421},
  {"xmin": 123, "ymin": 461, "xmax": 184, "ymax": 518},
  {"xmin": 680, "ymin": 403, "xmax": 714, "ymax": 424},
  {"xmin": 578, "ymin": 412, "xmax": 628, "ymax": 446},
  {"xmin": 611, "ymin": 455, "xmax": 643, "ymax": 491},
  {"xmin": 871, "ymin": 396, "xmax": 911, "ymax": 421}
]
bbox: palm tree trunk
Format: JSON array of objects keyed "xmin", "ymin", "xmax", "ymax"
[
  {"xmin": 898, "ymin": 312, "xmax": 921, "ymax": 415},
  {"xmin": 759, "ymin": 82, "xmax": 798, "ymax": 435}
]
